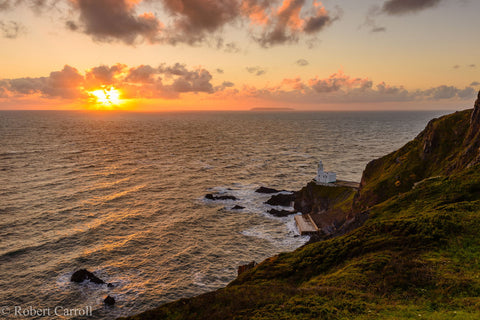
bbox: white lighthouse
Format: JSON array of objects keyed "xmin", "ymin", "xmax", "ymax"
[{"xmin": 315, "ymin": 160, "xmax": 336, "ymax": 184}]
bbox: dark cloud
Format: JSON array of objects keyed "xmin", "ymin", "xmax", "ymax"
[
  {"xmin": 471, "ymin": 81, "xmax": 480, "ymax": 86},
  {"xmin": 453, "ymin": 65, "xmax": 460, "ymax": 69},
  {"xmin": 0, "ymin": 20, "xmax": 25, "ymax": 38},
  {"xmin": 214, "ymin": 38, "xmax": 241, "ymax": 53},
  {"xmin": 171, "ymin": 69, "xmax": 213, "ymax": 93},
  {"xmin": 364, "ymin": 0, "xmax": 441, "ymax": 33},
  {"xmin": 66, "ymin": 20, "xmax": 78, "ymax": 31},
  {"xmin": 296, "ymin": 59, "xmax": 309, "ymax": 66},
  {"xmin": 0, "ymin": 0, "xmax": 57, "ymax": 13},
  {"xmin": 422, "ymin": 85, "xmax": 476, "ymax": 100},
  {"xmin": 303, "ymin": 12, "xmax": 331, "ymax": 33},
  {"xmin": 362, "ymin": 6, "xmax": 387, "ymax": 33},
  {"xmin": 85, "ymin": 64, "xmax": 126, "ymax": 87},
  {"xmin": 458, "ymin": 87, "xmax": 476, "ymax": 99},
  {"xmin": 308, "ymin": 72, "xmax": 373, "ymax": 93},
  {"xmin": 125, "ymin": 65, "xmax": 158, "ymax": 84},
  {"xmin": 469, "ymin": 64, "xmax": 476, "ymax": 68},
  {"xmin": 371, "ymin": 26, "xmax": 386, "ymax": 32},
  {"xmin": 246, "ymin": 66, "xmax": 266, "ymax": 76},
  {"xmin": 7, "ymin": 65, "xmax": 84, "ymax": 99},
  {"xmin": 0, "ymin": 0, "xmax": 11, "ymax": 10},
  {"xmin": 222, "ymin": 81, "xmax": 234, "ymax": 87},
  {"xmin": 253, "ymin": 0, "xmax": 336, "ymax": 47},
  {"xmin": 214, "ymin": 81, "xmax": 235, "ymax": 92},
  {"xmin": 70, "ymin": 0, "xmax": 162, "ymax": 44},
  {"xmin": 382, "ymin": 0, "xmax": 442, "ymax": 15},
  {"xmin": 3, "ymin": 0, "xmax": 337, "ymax": 47},
  {"xmin": 160, "ymin": 0, "xmax": 239, "ymax": 44},
  {"xmin": 216, "ymin": 69, "xmax": 224, "ymax": 74}
]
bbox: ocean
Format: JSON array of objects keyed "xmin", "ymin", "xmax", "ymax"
[{"xmin": 0, "ymin": 110, "xmax": 450, "ymax": 319}]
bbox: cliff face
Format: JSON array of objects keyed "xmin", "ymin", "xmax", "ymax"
[
  {"xmin": 354, "ymin": 95, "xmax": 480, "ymax": 211},
  {"xmin": 293, "ymin": 182, "xmax": 357, "ymax": 238},
  {"xmin": 122, "ymin": 93, "xmax": 480, "ymax": 320},
  {"xmin": 294, "ymin": 181, "xmax": 355, "ymax": 215}
]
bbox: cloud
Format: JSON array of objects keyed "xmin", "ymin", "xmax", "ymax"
[
  {"xmin": 251, "ymin": 0, "xmax": 338, "ymax": 47},
  {"xmin": 0, "ymin": 0, "xmax": 11, "ymax": 11},
  {"xmin": 85, "ymin": 64, "xmax": 127, "ymax": 88},
  {"xmin": 371, "ymin": 26, "xmax": 386, "ymax": 32},
  {"xmin": 214, "ymin": 81, "xmax": 235, "ymax": 91},
  {"xmin": 361, "ymin": 5, "xmax": 387, "ymax": 33},
  {"xmin": 3, "ymin": 66, "xmax": 475, "ymax": 107},
  {"xmin": 296, "ymin": 58, "xmax": 309, "ymax": 66},
  {"xmin": 308, "ymin": 71, "xmax": 373, "ymax": 93},
  {"xmin": 238, "ymin": 70, "xmax": 476, "ymax": 104},
  {"xmin": 3, "ymin": 0, "xmax": 338, "ymax": 47},
  {"xmin": 0, "ymin": 20, "xmax": 25, "ymax": 38},
  {"xmin": 0, "ymin": 0, "xmax": 59, "ymax": 15},
  {"xmin": 160, "ymin": 0, "xmax": 239, "ymax": 44},
  {"xmin": 216, "ymin": 69, "xmax": 224, "ymax": 74},
  {"xmin": 381, "ymin": 0, "xmax": 442, "ymax": 15},
  {"xmin": 158, "ymin": 0, "xmax": 338, "ymax": 47},
  {"xmin": 364, "ymin": 0, "xmax": 441, "ymax": 33},
  {"xmin": 0, "ymin": 63, "xmax": 221, "ymax": 101},
  {"xmin": 246, "ymin": 66, "xmax": 266, "ymax": 76},
  {"xmin": 7, "ymin": 65, "xmax": 85, "ymax": 99},
  {"xmin": 453, "ymin": 65, "xmax": 460, "ymax": 69},
  {"xmin": 469, "ymin": 64, "xmax": 476, "ymax": 68},
  {"xmin": 69, "ymin": 0, "xmax": 162, "ymax": 44}
]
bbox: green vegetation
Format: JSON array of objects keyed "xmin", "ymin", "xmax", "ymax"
[
  {"xmin": 121, "ymin": 107, "xmax": 480, "ymax": 320},
  {"xmin": 354, "ymin": 109, "xmax": 473, "ymax": 211}
]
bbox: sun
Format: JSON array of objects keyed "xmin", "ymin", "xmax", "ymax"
[{"xmin": 88, "ymin": 87, "xmax": 122, "ymax": 108}]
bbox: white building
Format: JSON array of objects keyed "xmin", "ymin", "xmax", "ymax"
[{"xmin": 315, "ymin": 160, "xmax": 336, "ymax": 184}]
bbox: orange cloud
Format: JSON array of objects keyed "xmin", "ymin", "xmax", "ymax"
[{"xmin": 0, "ymin": 63, "xmax": 221, "ymax": 103}]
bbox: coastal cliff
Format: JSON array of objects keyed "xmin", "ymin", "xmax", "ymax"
[
  {"xmin": 121, "ymin": 93, "xmax": 480, "ymax": 320},
  {"xmin": 293, "ymin": 182, "xmax": 357, "ymax": 239}
]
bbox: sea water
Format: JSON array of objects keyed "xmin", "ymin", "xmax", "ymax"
[{"xmin": 0, "ymin": 110, "xmax": 450, "ymax": 319}]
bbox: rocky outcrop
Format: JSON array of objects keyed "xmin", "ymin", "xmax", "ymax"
[
  {"xmin": 104, "ymin": 295, "xmax": 115, "ymax": 306},
  {"xmin": 205, "ymin": 194, "xmax": 237, "ymax": 201},
  {"xmin": 268, "ymin": 209, "xmax": 295, "ymax": 217},
  {"xmin": 71, "ymin": 269, "xmax": 105, "ymax": 285},
  {"xmin": 469, "ymin": 90, "xmax": 480, "ymax": 138},
  {"xmin": 231, "ymin": 205, "xmax": 245, "ymax": 210},
  {"xmin": 294, "ymin": 182, "xmax": 356, "ymax": 216},
  {"xmin": 265, "ymin": 193, "xmax": 295, "ymax": 206},
  {"xmin": 255, "ymin": 187, "xmax": 281, "ymax": 194},
  {"xmin": 237, "ymin": 261, "xmax": 257, "ymax": 276}
]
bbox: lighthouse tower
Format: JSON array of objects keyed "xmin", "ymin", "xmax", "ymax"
[{"xmin": 315, "ymin": 160, "xmax": 336, "ymax": 184}]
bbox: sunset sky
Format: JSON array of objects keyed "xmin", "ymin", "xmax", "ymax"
[{"xmin": 0, "ymin": 0, "xmax": 479, "ymax": 111}]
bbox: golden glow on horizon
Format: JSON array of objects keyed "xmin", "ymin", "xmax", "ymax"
[{"xmin": 88, "ymin": 87, "xmax": 123, "ymax": 109}]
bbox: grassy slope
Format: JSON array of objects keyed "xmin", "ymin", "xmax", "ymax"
[{"xmin": 122, "ymin": 109, "xmax": 480, "ymax": 320}]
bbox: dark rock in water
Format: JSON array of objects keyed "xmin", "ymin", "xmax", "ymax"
[
  {"xmin": 104, "ymin": 295, "xmax": 115, "ymax": 306},
  {"xmin": 71, "ymin": 269, "xmax": 105, "ymax": 284},
  {"xmin": 232, "ymin": 205, "xmax": 245, "ymax": 210},
  {"xmin": 205, "ymin": 193, "xmax": 237, "ymax": 201},
  {"xmin": 268, "ymin": 209, "xmax": 295, "ymax": 217},
  {"xmin": 265, "ymin": 193, "xmax": 295, "ymax": 206},
  {"xmin": 255, "ymin": 186, "xmax": 280, "ymax": 194},
  {"xmin": 107, "ymin": 283, "xmax": 114, "ymax": 288},
  {"xmin": 237, "ymin": 261, "xmax": 257, "ymax": 276}
]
